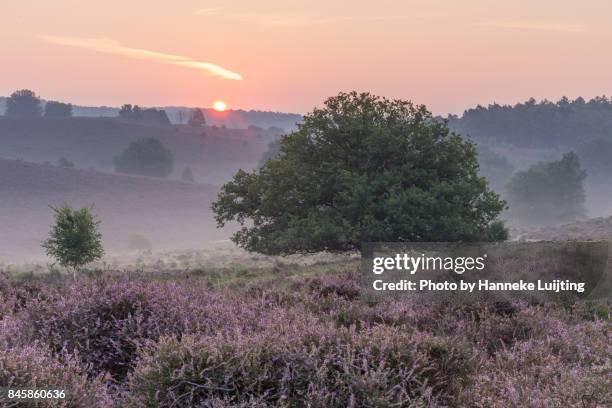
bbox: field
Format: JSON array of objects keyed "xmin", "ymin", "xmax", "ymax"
[{"xmin": 0, "ymin": 248, "xmax": 609, "ymax": 407}]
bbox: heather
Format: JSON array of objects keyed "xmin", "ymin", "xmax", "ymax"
[{"xmin": 0, "ymin": 254, "xmax": 609, "ymax": 407}]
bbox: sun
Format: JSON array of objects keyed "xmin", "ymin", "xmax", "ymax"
[{"xmin": 213, "ymin": 101, "xmax": 227, "ymax": 112}]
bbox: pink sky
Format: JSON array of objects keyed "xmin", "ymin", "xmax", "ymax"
[{"xmin": 2, "ymin": 0, "xmax": 611, "ymax": 114}]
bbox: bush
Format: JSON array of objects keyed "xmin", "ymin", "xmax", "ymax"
[
  {"xmin": 123, "ymin": 326, "xmax": 471, "ymax": 407},
  {"xmin": 21, "ymin": 280, "xmax": 172, "ymax": 381}
]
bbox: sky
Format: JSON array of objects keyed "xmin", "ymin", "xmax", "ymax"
[{"xmin": 2, "ymin": 0, "xmax": 612, "ymax": 114}]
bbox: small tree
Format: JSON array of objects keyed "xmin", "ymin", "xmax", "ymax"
[
  {"xmin": 42, "ymin": 204, "xmax": 104, "ymax": 280},
  {"xmin": 5, "ymin": 89, "xmax": 42, "ymax": 117},
  {"xmin": 188, "ymin": 108, "xmax": 206, "ymax": 127},
  {"xmin": 181, "ymin": 166, "xmax": 195, "ymax": 182},
  {"xmin": 44, "ymin": 101, "xmax": 73, "ymax": 117},
  {"xmin": 113, "ymin": 138, "xmax": 174, "ymax": 178}
]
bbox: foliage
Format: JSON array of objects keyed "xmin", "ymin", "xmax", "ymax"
[
  {"xmin": 188, "ymin": 108, "xmax": 207, "ymax": 127},
  {"xmin": 124, "ymin": 327, "xmax": 468, "ymax": 407},
  {"xmin": 113, "ymin": 138, "xmax": 174, "ymax": 178},
  {"xmin": 181, "ymin": 166, "xmax": 195, "ymax": 182},
  {"xmin": 41, "ymin": 204, "xmax": 104, "ymax": 278},
  {"xmin": 44, "ymin": 100, "xmax": 73, "ymax": 117},
  {"xmin": 505, "ymin": 152, "xmax": 587, "ymax": 226},
  {"xmin": 449, "ymin": 96, "xmax": 612, "ymax": 149},
  {"xmin": 118, "ymin": 104, "xmax": 170, "ymax": 124},
  {"xmin": 0, "ymin": 344, "xmax": 113, "ymax": 407},
  {"xmin": 0, "ymin": 267, "xmax": 608, "ymax": 407},
  {"xmin": 58, "ymin": 157, "xmax": 75, "ymax": 168},
  {"xmin": 257, "ymin": 138, "xmax": 281, "ymax": 168},
  {"xmin": 5, "ymin": 89, "xmax": 42, "ymax": 117},
  {"xmin": 213, "ymin": 92, "xmax": 507, "ymax": 254}
]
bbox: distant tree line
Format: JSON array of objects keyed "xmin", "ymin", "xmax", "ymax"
[
  {"xmin": 448, "ymin": 96, "xmax": 612, "ymax": 149},
  {"xmin": 3, "ymin": 89, "xmax": 73, "ymax": 118},
  {"xmin": 118, "ymin": 104, "xmax": 170, "ymax": 124}
]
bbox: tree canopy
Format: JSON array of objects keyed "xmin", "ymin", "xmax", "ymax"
[
  {"xmin": 449, "ymin": 96, "xmax": 612, "ymax": 149},
  {"xmin": 42, "ymin": 204, "xmax": 104, "ymax": 279},
  {"xmin": 212, "ymin": 92, "xmax": 507, "ymax": 254},
  {"xmin": 5, "ymin": 89, "xmax": 42, "ymax": 117},
  {"xmin": 118, "ymin": 104, "xmax": 170, "ymax": 124},
  {"xmin": 113, "ymin": 138, "xmax": 174, "ymax": 178},
  {"xmin": 505, "ymin": 152, "xmax": 586, "ymax": 226}
]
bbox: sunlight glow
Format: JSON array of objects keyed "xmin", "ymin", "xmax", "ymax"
[{"xmin": 213, "ymin": 101, "xmax": 227, "ymax": 111}]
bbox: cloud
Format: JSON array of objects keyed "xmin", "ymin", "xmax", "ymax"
[
  {"xmin": 38, "ymin": 35, "xmax": 243, "ymax": 80},
  {"xmin": 475, "ymin": 21, "xmax": 585, "ymax": 33}
]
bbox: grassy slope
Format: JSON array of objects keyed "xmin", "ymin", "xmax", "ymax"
[{"xmin": 0, "ymin": 158, "xmax": 229, "ymax": 261}]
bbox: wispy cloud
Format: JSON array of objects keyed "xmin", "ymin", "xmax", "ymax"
[
  {"xmin": 475, "ymin": 21, "xmax": 585, "ymax": 33},
  {"xmin": 194, "ymin": 7, "xmax": 417, "ymax": 27},
  {"xmin": 38, "ymin": 35, "xmax": 243, "ymax": 80}
]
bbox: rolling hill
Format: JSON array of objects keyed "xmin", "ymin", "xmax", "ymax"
[
  {"xmin": 0, "ymin": 116, "xmax": 278, "ymax": 185},
  {"xmin": 0, "ymin": 158, "xmax": 230, "ymax": 261}
]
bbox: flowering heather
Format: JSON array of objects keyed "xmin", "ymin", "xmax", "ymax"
[{"xmin": 0, "ymin": 262, "xmax": 609, "ymax": 407}]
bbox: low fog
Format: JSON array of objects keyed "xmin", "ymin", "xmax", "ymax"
[{"xmin": 4, "ymin": 94, "xmax": 612, "ymax": 262}]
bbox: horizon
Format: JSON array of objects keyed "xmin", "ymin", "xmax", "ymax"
[{"xmin": 4, "ymin": 91, "xmax": 610, "ymax": 118}]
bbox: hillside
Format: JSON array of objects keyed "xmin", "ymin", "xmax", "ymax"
[
  {"xmin": 0, "ymin": 158, "xmax": 229, "ymax": 261},
  {"xmin": 0, "ymin": 116, "xmax": 278, "ymax": 185}
]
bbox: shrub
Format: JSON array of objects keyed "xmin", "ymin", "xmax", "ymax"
[
  {"xmin": 21, "ymin": 280, "xmax": 172, "ymax": 381},
  {"xmin": 123, "ymin": 326, "xmax": 471, "ymax": 407},
  {"xmin": 0, "ymin": 344, "xmax": 112, "ymax": 407}
]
